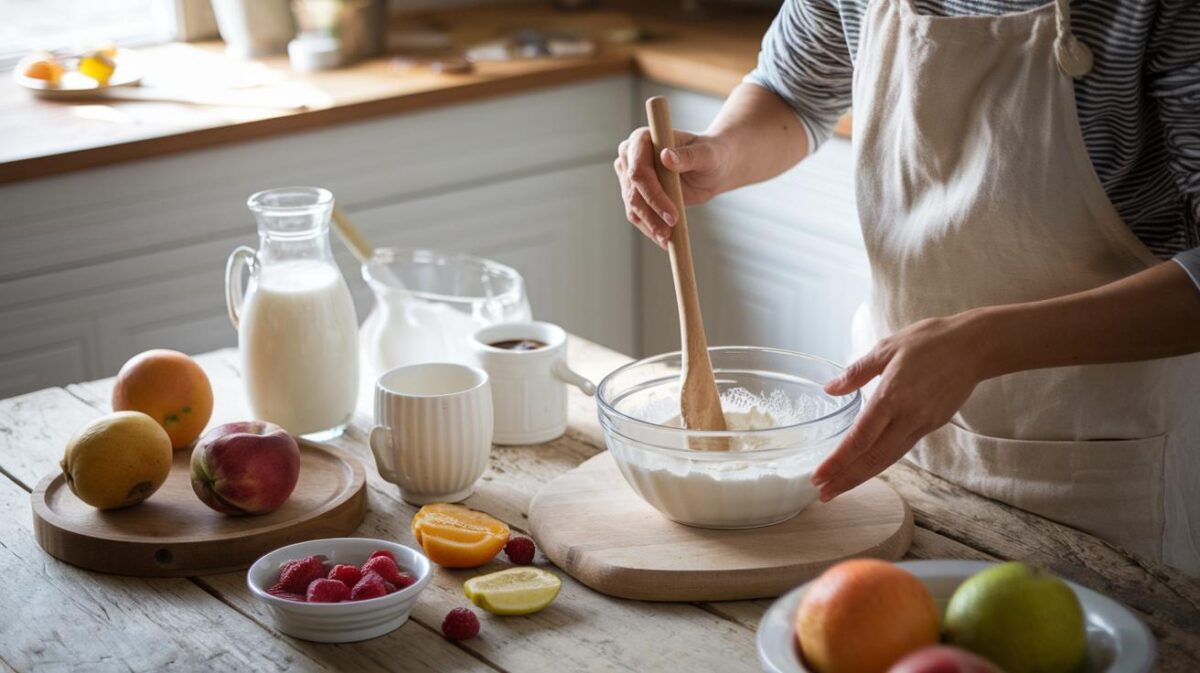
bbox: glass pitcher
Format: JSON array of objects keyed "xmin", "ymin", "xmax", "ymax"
[
  {"xmin": 225, "ymin": 187, "xmax": 359, "ymax": 440},
  {"xmin": 359, "ymin": 248, "xmax": 531, "ymax": 381}
]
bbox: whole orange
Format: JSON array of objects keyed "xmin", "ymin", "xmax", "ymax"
[
  {"xmin": 112, "ymin": 349, "xmax": 214, "ymax": 450},
  {"xmin": 796, "ymin": 560, "xmax": 940, "ymax": 673}
]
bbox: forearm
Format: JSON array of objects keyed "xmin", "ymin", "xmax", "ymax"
[
  {"xmin": 970, "ymin": 261, "xmax": 1200, "ymax": 379},
  {"xmin": 705, "ymin": 83, "xmax": 810, "ymax": 192}
]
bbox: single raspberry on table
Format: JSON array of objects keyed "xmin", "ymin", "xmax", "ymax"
[
  {"xmin": 266, "ymin": 583, "xmax": 305, "ymax": 602},
  {"xmin": 328, "ymin": 564, "xmax": 362, "ymax": 589},
  {"xmin": 306, "ymin": 578, "xmax": 350, "ymax": 603},
  {"xmin": 441, "ymin": 607, "xmax": 480, "ymax": 641},
  {"xmin": 362, "ymin": 555, "xmax": 411, "ymax": 588},
  {"xmin": 350, "ymin": 571, "xmax": 391, "ymax": 601},
  {"xmin": 368, "ymin": 549, "xmax": 395, "ymax": 562},
  {"xmin": 278, "ymin": 555, "xmax": 328, "ymax": 593},
  {"xmin": 504, "ymin": 536, "xmax": 536, "ymax": 565}
]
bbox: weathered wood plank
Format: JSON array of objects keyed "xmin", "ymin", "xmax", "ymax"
[
  {"xmin": 0, "ymin": 385, "xmax": 499, "ymax": 673},
  {"xmin": 0, "ymin": 467, "xmax": 327, "ymax": 672},
  {"xmin": 65, "ymin": 350, "xmax": 765, "ymax": 673}
]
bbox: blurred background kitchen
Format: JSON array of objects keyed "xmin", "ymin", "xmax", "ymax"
[{"xmin": 0, "ymin": 0, "xmax": 860, "ymax": 399}]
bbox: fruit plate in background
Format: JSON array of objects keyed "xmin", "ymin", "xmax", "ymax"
[
  {"xmin": 14, "ymin": 48, "xmax": 143, "ymax": 99},
  {"xmin": 756, "ymin": 560, "xmax": 1155, "ymax": 673},
  {"xmin": 31, "ymin": 439, "xmax": 367, "ymax": 577}
]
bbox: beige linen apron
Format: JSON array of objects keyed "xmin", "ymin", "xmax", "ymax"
[{"xmin": 852, "ymin": 0, "xmax": 1200, "ymax": 573}]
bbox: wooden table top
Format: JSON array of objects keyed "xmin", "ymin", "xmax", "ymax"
[
  {"xmin": 1, "ymin": 337, "xmax": 1196, "ymax": 671},
  {"xmin": 1, "ymin": 0, "xmax": 844, "ymax": 186}
]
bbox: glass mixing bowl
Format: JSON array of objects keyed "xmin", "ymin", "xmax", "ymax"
[
  {"xmin": 359, "ymin": 248, "xmax": 532, "ymax": 378},
  {"xmin": 596, "ymin": 347, "xmax": 861, "ymax": 529}
]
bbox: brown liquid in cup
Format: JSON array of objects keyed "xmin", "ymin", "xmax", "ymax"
[{"xmin": 490, "ymin": 339, "xmax": 547, "ymax": 351}]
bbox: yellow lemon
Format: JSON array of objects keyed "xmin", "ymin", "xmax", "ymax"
[
  {"xmin": 60, "ymin": 411, "xmax": 173, "ymax": 510},
  {"xmin": 78, "ymin": 53, "xmax": 116, "ymax": 85},
  {"xmin": 463, "ymin": 567, "xmax": 562, "ymax": 615}
]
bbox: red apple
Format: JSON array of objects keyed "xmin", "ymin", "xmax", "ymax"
[
  {"xmin": 888, "ymin": 646, "xmax": 1003, "ymax": 673},
  {"xmin": 190, "ymin": 421, "xmax": 300, "ymax": 516}
]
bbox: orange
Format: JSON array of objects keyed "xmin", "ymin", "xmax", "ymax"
[
  {"xmin": 795, "ymin": 559, "xmax": 940, "ymax": 673},
  {"xmin": 412, "ymin": 503, "xmax": 510, "ymax": 568},
  {"xmin": 22, "ymin": 56, "xmax": 64, "ymax": 84},
  {"xmin": 112, "ymin": 349, "xmax": 214, "ymax": 450}
]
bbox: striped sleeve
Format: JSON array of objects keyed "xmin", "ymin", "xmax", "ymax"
[
  {"xmin": 744, "ymin": 0, "xmax": 855, "ymax": 152},
  {"xmin": 1150, "ymin": 0, "xmax": 1200, "ymax": 287}
]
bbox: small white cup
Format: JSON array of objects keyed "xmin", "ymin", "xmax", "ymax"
[
  {"xmin": 369, "ymin": 363, "xmax": 493, "ymax": 505},
  {"xmin": 471, "ymin": 321, "xmax": 594, "ymax": 445}
]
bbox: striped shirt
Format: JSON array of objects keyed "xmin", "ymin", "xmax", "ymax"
[{"xmin": 746, "ymin": 0, "xmax": 1200, "ymax": 280}]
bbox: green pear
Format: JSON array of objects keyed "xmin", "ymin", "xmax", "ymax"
[{"xmin": 943, "ymin": 562, "xmax": 1086, "ymax": 673}]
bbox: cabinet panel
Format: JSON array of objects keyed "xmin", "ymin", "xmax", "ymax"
[{"xmin": 0, "ymin": 322, "xmax": 91, "ymax": 398}]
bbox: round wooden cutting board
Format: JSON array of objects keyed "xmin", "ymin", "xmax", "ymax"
[
  {"xmin": 529, "ymin": 452, "xmax": 913, "ymax": 602},
  {"xmin": 32, "ymin": 439, "xmax": 367, "ymax": 577}
]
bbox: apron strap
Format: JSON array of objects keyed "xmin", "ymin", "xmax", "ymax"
[{"xmin": 1054, "ymin": 0, "xmax": 1093, "ymax": 78}]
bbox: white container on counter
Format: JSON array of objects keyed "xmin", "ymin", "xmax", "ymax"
[{"xmin": 471, "ymin": 321, "xmax": 594, "ymax": 445}]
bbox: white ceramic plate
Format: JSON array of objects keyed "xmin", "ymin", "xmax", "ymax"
[
  {"xmin": 757, "ymin": 560, "xmax": 1155, "ymax": 673},
  {"xmin": 13, "ymin": 49, "xmax": 143, "ymax": 100}
]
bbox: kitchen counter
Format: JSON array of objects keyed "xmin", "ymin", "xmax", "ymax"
[
  {"xmin": 1, "ymin": 337, "xmax": 1197, "ymax": 671},
  {"xmin": 0, "ymin": 1, "xmax": 850, "ymax": 185}
]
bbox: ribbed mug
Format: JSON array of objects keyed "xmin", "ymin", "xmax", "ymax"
[{"xmin": 369, "ymin": 363, "xmax": 493, "ymax": 505}]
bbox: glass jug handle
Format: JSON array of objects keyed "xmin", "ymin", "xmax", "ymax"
[{"xmin": 225, "ymin": 246, "xmax": 258, "ymax": 330}]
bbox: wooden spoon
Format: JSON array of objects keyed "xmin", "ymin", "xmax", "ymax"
[{"xmin": 645, "ymin": 96, "xmax": 728, "ymax": 438}]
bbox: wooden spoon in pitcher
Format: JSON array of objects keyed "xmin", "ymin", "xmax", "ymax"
[{"xmin": 645, "ymin": 96, "xmax": 728, "ymax": 440}]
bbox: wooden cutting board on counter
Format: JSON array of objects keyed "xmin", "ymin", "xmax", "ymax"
[
  {"xmin": 31, "ymin": 439, "xmax": 367, "ymax": 577},
  {"xmin": 529, "ymin": 452, "xmax": 912, "ymax": 602}
]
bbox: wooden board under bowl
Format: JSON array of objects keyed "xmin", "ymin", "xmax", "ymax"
[
  {"xmin": 32, "ymin": 439, "xmax": 367, "ymax": 577},
  {"xmin": 529, "ymin": 452, "xmax": 913, "ymax": 602}
]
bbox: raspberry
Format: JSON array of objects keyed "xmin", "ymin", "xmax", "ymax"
[
  {"xmin": 306, "ymin": 578, "xmax": 350, "ymax": 603},
  {"xmin": 441, "ymin": 607, "xmax": 480, "ymax": 641},
  {"xmin": 361, "ymin": 555, "xmax": 409, "ymax": 587},
  {"xmin": 350, "ymin": 572, "xmax": 390, "ymax": 601},
  {"xmin": 328, "ymin": 564, "xmax": 362, "ymax": 589},
  {"xmin": 390, "ymin": 572, "xmax": 416, "ymax": 591},
  {"xmin": 266, "ymin": 583, "xmax": 305, "ymax": 602},
  {"xmin": 278, "ymin": 555, "xmax": 328, "ymax": 593},
  {"xmin": 504, "ymin": 536, "xmax": 536, "ymax": 565},
  {"xmin": 368, "ymin": 549, "xmax": 395, "ymax": 562}
]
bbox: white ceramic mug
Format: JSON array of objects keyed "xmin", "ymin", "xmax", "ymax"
[
  {"xmin": 471, "ymin": 321, "xmax": 594, "ymax": 445},
  {"xmin": 369, "ymin": 363, "xmax": 493, "ymax": 505}
]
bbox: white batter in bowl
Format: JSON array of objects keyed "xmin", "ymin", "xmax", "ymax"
[{"xmin": 596, "ymin": 347, "xmax": 860, "ymax": 529}]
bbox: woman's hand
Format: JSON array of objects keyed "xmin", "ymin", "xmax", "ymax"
[
  {"xmin": 812, "ymin": 314, "xmax": 991, "ymax": 502},
  {"xmin": 614, "ymin": 128, "xmax": 730, "ymax": 249}
]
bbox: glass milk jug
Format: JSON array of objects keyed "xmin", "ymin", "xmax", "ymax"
[{"xmin": 225, "ymin": 187, "xmax": 359, "ymax": 440}]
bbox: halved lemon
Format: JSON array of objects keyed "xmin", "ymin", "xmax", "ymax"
[{"xmin": 464, "ymin": 567, "xmax": 563, "ymax": 615}]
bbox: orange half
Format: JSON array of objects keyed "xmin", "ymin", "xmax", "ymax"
[{"xmin": 412, "ymin": 503, "xmax": 510, "ymax": 568}]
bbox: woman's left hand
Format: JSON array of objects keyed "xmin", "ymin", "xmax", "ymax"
[{"xmin": 812, "ymin": 312, "xmax": 992, "ymax": 502}]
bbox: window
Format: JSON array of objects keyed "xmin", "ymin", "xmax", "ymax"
[{"xmin": 0, "ymin": 0, "xmax": 178, "ymax": 69}]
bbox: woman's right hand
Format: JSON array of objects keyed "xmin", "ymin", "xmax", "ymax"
[{"xmin": 613, "ymin": 127, "xmax": 730, "ymax": 249}]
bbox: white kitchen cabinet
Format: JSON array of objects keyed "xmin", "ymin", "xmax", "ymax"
[
  {"xmin": 636, "ymin": 83, "xmax": 870, "ymax": 365},
  {"xmin": 0, "ymin": 76, "xmax": 636, "ymax": 397}
]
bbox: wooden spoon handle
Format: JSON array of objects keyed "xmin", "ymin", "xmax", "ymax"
[{"xmin": 645, "ymin": 96, "xmax": 727, "ymax": 433}]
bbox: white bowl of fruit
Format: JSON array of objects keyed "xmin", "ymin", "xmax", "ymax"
[
  {"xmin": 757, "ymin": 560, "xmax": 1155, "ymax": 673},
  {"xmin": 247, "ymin": 537, "xmax": 431, "ymax": 643}
]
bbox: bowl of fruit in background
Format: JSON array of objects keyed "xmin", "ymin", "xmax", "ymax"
[
  {"xmin": 756, "ymin": 560, "xmax": 1155, "ymax": 673},
  {"xmin": 247, "ymin": 538, "xmax": 432, "ymax": 643}
]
